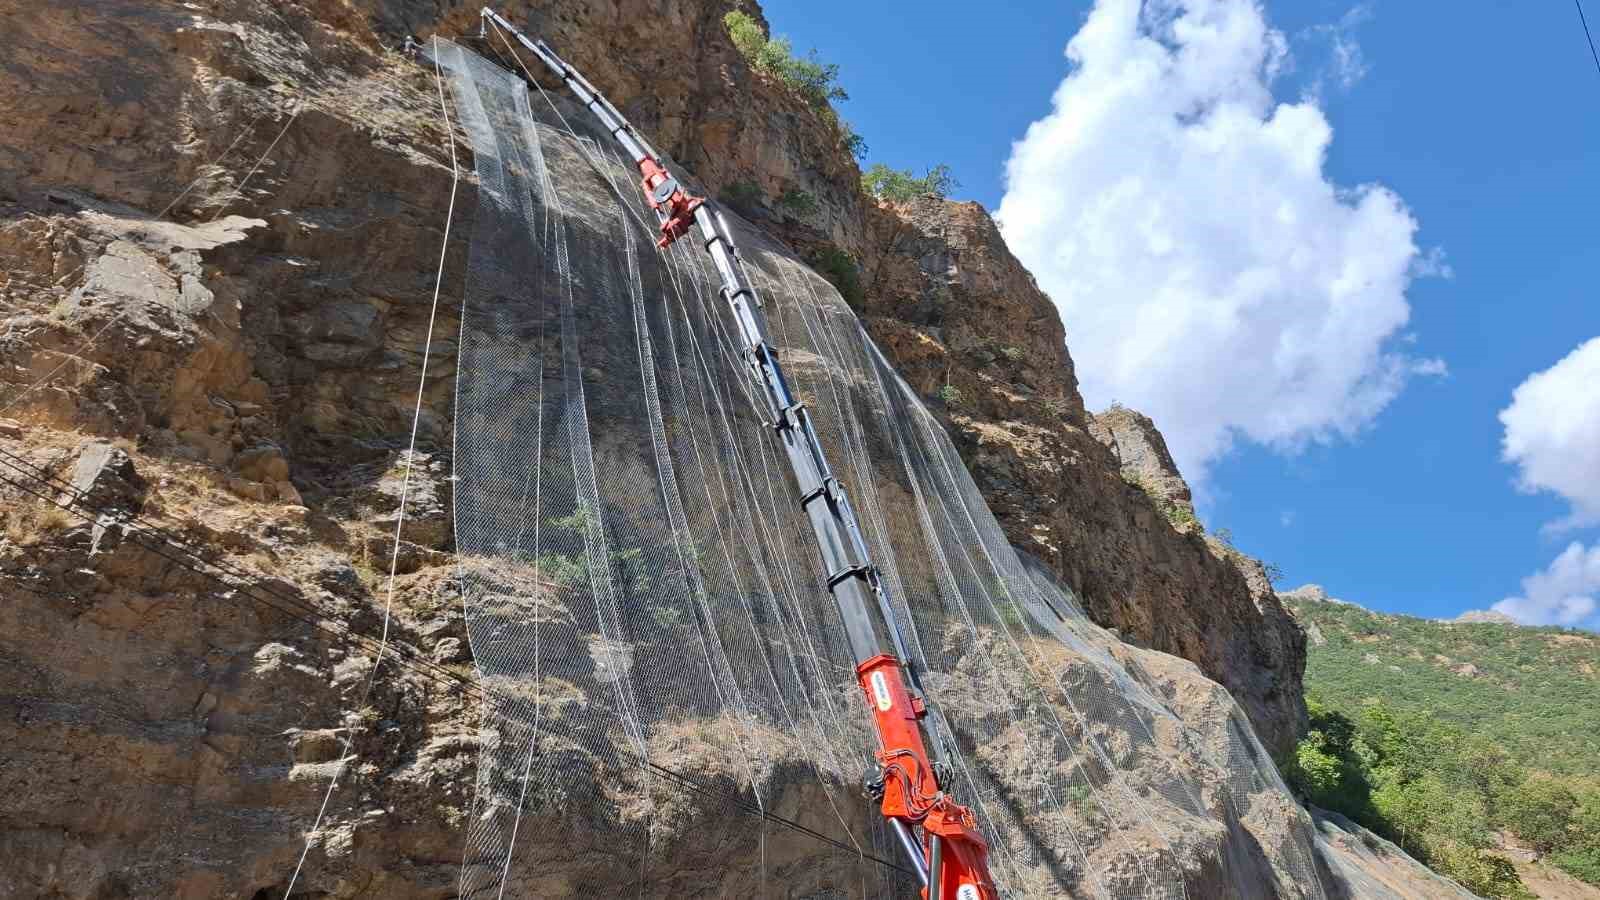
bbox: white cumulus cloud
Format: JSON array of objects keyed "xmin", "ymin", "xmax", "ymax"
[
  {"xmin": 1499, "ymin": 336, "xmax": 1600, "ymax": 529},
  {"xmin": 996, "ymin": 0, "xmax": 1441, "ymax": 485},
  {"xmin": 1494, "ymin": 541, "xmax": 1600, "ymax": 627}
]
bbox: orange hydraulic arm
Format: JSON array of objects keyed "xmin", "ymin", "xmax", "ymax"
[{"xmin": 481, "ymin": 10, "xmax": 997, "ymax": 897}]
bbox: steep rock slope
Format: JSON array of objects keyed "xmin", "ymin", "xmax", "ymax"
[
  {"xmin": 855, "ymin": 196, "xmax": 1306, "ymax": 755},
  {"xmin": 0, "ymin": 0, "xmax": 1349, "ymax": 896},
  {"xmin": 400, "ymin": 0, "xmax": 1310, "ymax": 756}
]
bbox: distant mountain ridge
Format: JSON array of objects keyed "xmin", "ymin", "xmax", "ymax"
[
  {"xmin": 1284, "ymin": 585, "xmax": 1600, "ymax": 775},
  {"xmin": 1455, "ymin": 609, "xmax": 1520, "ymax": 625},
  {"xmin": 1283, "ymin": 585, "xmax": 1544, "ymax": 629}
]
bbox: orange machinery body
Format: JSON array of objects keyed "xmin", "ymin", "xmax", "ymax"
[
  {"xmin": 638, "ymin": 158, "xmax": 702, "ymax": 248},
  {"xmin": 857, "ymin": 654, "xmax": 995, "ymax": 900}
]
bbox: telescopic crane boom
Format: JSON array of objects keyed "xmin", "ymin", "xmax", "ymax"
[{"xmin": 478, "ymin": 10, "xmax": 997, "ymax": 898}]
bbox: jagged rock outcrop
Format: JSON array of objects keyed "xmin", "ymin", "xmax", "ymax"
[
  {"xmin": 1090, "ymin": 404, "xmax": 1194, "ymax": 512},
  {"xmin": 855, "ymin": 195, "xmax": 1306, "ymax": 756}
]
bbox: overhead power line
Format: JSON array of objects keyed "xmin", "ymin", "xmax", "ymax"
[{"xmin": 1579, "ymin": 0, "xmax": 1600, "ymax": 78}]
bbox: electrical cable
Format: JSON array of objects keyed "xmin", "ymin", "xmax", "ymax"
[
  {"xmin": 208, "ymin": 103, "xmax": 302, "ymax": 223},
  {"xmin": 1579, "ymin": 0, "xmax": 1600, "ymax": 78}
]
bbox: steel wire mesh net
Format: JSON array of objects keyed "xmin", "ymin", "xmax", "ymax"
[{"xmin": 435, "ymin": 38, "xmax": 1339, "ymax": 899}]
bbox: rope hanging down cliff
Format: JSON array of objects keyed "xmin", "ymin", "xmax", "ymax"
[{"xmin": 281, "ymin": 44, "xmax": 453, "ymax": 900}]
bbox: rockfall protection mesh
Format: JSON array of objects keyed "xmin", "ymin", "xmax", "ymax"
[{"xmin": 435, "ymin": 39, "xmax": 1347, "ymax": 899}]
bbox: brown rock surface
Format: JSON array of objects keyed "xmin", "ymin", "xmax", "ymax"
[
  {"xmin": 1090, "ymin": 404, "xmax": 1194, "ymax": 511},
  {"xmin": 0, "ymin": 0, "xmax": 1370, "ymax": 895},
  {"xmin": 0, "ymin": 0, "xmax": 1307, "ymax": 751}
]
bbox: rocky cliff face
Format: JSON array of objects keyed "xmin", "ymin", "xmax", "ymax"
[
  {"xmin": 853, "ymin": 196, "xmax": 1306, "ymax": 756},
  {"xmin": 0, "ymin": 0, "xmax": 1338, "ymax": 896},
  {"xmin": 2, "ymin": 0, "xmax": 1306, "ymax": 752}
]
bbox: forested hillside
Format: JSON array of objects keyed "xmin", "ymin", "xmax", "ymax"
[
  {"xmin": 1288, "ymin": 586, "xmax": 1598, "ymax": 772},
  {"xmin": 1285, "ymin": 587, "xmax": 1600, "ymax": 897}
]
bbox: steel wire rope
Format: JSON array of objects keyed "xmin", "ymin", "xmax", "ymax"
[
  {"xmin": 445, "ymin": 35, "xmax": 495, "ymax": 892},
  {"xmin": 515, "ymin": 69, "xmax": 662, "ymax": 895},
  {"xmin": 157, "ymin": 106, "xmax": 270, "ymax": 220},
  {"xmin": 755, "ymin": 254, "xmax": 1033, "ymax": 894},
  {"xmin": 644, "ymin": 231, "xmax": 780, "ymax": 785},
  {"xmin": 606, "ymin": 146, "xmax": 783, "ymax": 766},
  {"xmin": 662, "ymin": 238, "xmax": 870, "ymax": 896},
  {"xmin": 912, "ymin": 385, "xmax": 1221, "ymax": 882},
  {"xmin": 661, "ymin": 246, "xmax": 807, "ymax": 733},
  {"xmin": 853, "ymin": 362, "xmax": 1091, "ymax": 896},
  {"xmin": 657, "ymin": 239, "xmax": 871, "ymax": 866},
  {"xmin": 901, "ymin": 406, "xmax": 1122, "ymax": 895},
  {"xmin": 0, "ymin": 299, "xmax": 133, "ymax": 417},
  {"xmin": 444, "ymin": 32, "xmax": 988, "ymax": 893},
  {"xmin": 281, "ymin": 46, "xmax": 457, "ymax": 898},
  {"xmin": 207, "ymin": 103, "xmax": 301, "ymax": 224},
  {"xmin": 905, "ymin": 382, "xmax": 1185, "ymax": 898},
  {"xmin": 482, "ymin": 23, "xmax": 775, "ymax": 433},
  {"xmin": 601, "ymin": 164, "xmax": 745, "ymax": 898},
  {"xmin": 658, "ymin": 238, "xmax": 873, "ymax": 874},
  {"xmin": 742, "ymin": 248, "xmax": 896, "ymax": 787},
  {"xmin": 724, "ymin": 250, "xmax": 892, "ymax": 884},
  {"xmin": 688, "ymin": 243, "xmax": 889, "ymax": 883},
  {"xmin": 770, "ymin": 261, "xmax": 927, "ymax": 666},
  {"xmin": 484, "ymin": 21, "xmax": 781, "ymax": 432},
  {"xmin": 480, "ymin": 79, "xmax": 555, "ymax": 900},
  {"xmin": 0, "ymin": 452, "xmax": 919, "ymax": 878},
  {"xmin": 439, "ymin": 50, "xmax": 559, "ymax": 898},
  {"xmin": 643, "ymin": 241, "xmax": 769, "ymax": 736},
  {"xmin": 497, "ymin": 52, "xmax": 658, "ymax": 783},
  {"xmin": 656, "ymin": 231, "xmax": 876, "ymax": 890},
  {"xmin": 447, "ymin": 56, "xmax": 633, "ymax": 896},
  {"xmin": 441, "ymin": 42, "xmax": 697, "ymax": 890},
  {"xmin": 915, "ymin": 424, "xmax": 1185, "ymax": 900},
  {"xmin": 634, "ymin": 227, "xmax": 803, "ymax": 732},
  {"xmin": 765, "ymin": 259, "xmax": 990, "ymax": 894},
  {"xmin": 482, "ymin": 24, "xmax": 656, "ymax": 239}
]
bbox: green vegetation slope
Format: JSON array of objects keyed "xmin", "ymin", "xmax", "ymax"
[
  {"xmin": 1288, "ymin": 587, "xmax": 1599, "ymax": 773},
  {"xmin": 1283, "ymin": 586, "xmax": 1600, "ymax": 897}
]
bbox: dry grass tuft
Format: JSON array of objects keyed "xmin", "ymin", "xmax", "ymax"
[{"xmin": 3, "ymin": 499, "xmax": 74, "ymax": 545}]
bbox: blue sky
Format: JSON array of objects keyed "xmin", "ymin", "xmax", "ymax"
[{"xmin": 762, "ymin": 0, "xmax": 1600, "ymax": 625}]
